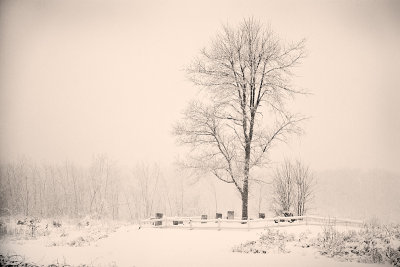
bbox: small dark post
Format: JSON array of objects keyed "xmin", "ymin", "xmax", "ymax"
[
  {"xmin": 259, "ymin": 213, "xmax": 265, "ymax": 219},
  {"xmin": 201, "ymin": 215, "xmax": 207, "ymax": 223},
  {"xmin": 155, "ymin": 213, "xmax": 163, "ymax": 226},
  {"xmin": 227, "ymin": 211, "xmax": 234, "ymax": 220},
  {"xmin": 216, "ymin": 213, "xmax": 222, "ymax": 219}
]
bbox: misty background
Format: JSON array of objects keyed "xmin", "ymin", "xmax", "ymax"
[{"xmin": 0, "ymin": 0, "xmax": 399, "ymax": 222}]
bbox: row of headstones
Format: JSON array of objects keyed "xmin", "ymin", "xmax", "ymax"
[
  {"xmin": 199, "ymin": 212, "xmax": 266, "ymax": 220},
  {"xmin": 153, "ymin": 212, "xmax": 267, "ymax": 226}
]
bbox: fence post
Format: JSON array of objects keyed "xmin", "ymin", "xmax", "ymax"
[
  {"xmin": 247, "ymin": 218, "xmax": 250, "ymax": 231},
  {"xmin": 218, "ymin": 218, "xmax": 221, "ymax": 231},
  {"xmin": 189, "ymin": 219, "xmax": 193, "ymax": 230}
]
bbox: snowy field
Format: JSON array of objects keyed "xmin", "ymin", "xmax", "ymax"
[{"xmin": 1, "ymin": 217, "xmax": 395, "ymax": 267}]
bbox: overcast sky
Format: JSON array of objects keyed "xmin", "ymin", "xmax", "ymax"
[{"xmin": 0, "ymin": 0, "xmax": 399, "ymax": 172}]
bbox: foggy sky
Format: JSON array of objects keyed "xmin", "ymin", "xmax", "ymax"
[{"xmin": 0, "ymin": 0, "xmax": 399, "ymax": 172}]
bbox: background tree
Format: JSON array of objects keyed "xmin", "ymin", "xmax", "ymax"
[
  {"xmin": 293, "ymin": 160, "xmax": 314, "ymax": 216},
  {"xmin": 134, "ymin": 163, "xmax": 162, "ymax": 219},
  {"xmin": 271, "ymin": 159, "xmax": 314, "ymax": 216},
  {"xmin": 271, "ymin": 160, "xmax": 295, "ymax": 215},
  {"xmin": 174, "ymin": 18, "xmax": 307, "ymax": 219}
]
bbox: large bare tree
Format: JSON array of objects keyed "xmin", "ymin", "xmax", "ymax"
[{"xmin": 174, "ymin": 18, "xmax": 307, "ymax": 219}]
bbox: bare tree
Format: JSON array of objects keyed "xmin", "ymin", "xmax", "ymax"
[
  {"xmin": 256, "ymin": 182, "xmax": 266, "ymax": 215},
  {"xmin": 271, "ymin": 160, "xmax": 295, "ymax": 215},
  {"xmin": 134, "ymin": 163, "xmax": 162, "ymax": 219},
  {"xmin": 88, "ymin": 155, "xmax": 117, "ymax": 218},
  {"xmin": 271, "ymin": 159, "xmax": 314, "ymax": 216},
  {"xmin": 293, "ymin": 160, "xmax": 314, "ymax": 216},
  {"xmin": 174, "ymin": 18, "xmax": 306, "ymax": 219}
]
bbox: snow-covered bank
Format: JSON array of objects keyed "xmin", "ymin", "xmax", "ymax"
[{"xmin": 1, "ymin": 222, "xmax": 388, "ymax": 267}]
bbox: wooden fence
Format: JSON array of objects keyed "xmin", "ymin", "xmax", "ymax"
[{"xmin": 139, "ymin": 215, "xmax": 364, "ymax": 230}]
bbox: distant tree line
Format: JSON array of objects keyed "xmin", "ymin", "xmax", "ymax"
[
  {"xmin": 0, "ymin": 156, "xmax": 315, "ymax": 220},
  {"xmin": 0, "ymin": 156, "xmax": 195, "ymax": 220}
]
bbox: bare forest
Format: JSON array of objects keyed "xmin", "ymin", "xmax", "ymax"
[{"xmin": 0, "ymin": 157, "xmax": 191, "ymax": 220}]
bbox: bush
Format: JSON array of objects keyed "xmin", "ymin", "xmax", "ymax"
[
  {"xmin": 313, "ymin": 221, "xmax": 400, "ymax": 265},
  {"xmin": 233, "ymin": 229, "xmax": 294, "ymax": 254}
]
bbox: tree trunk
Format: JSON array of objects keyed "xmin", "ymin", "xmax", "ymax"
[
  {"xmin": 241, "ymin": 187, "xmax": 248, "ymax": 220},
  {"xmin": 242, "ymin": 144, "xmax": 251, "ymax": 219}
]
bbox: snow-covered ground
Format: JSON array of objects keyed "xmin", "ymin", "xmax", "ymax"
[{"xmin": 0, "ymin": 219, "xmax": 386, "ymax": 267}]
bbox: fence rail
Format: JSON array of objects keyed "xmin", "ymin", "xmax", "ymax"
[{"xmin": 139, "ymin": 215, "xmax": 364, "ymax": 230}]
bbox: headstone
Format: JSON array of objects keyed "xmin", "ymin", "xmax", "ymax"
[
  {"xmin": 155, "ymin": 213, "xmax": 163, "ymax": 226},
  {"xmin": 227, "ymin": 211, "xmax": 234, "ymax": 220},
  {"xmin": 173, "ymin": 220, "xmax": 179, "ymax": 226},
  {"xmin": 216, "ymin": 213, "xmax": 222, "ymax": 219},
  {"xmin": 259, "ymin": 213, "xmax": 265, "ymax": 219},
  {"xmin": 201, "ymin": 215, "xmax": 207, "ymax": 223}
]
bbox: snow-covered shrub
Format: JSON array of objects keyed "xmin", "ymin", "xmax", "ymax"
[
  {"xmin": 0, "ymin": 217, "xmax": 37, "ymax": 238},
  {"xmin": 317, "ymin": 222, "xmax": 361, "ymax": 257},
  {"xmin": 0, "ymin": 254, "xmax": 83, "ymax": 267},
  {"xmin": 297, "ymin": 229, "xmax": 312, "ymax": 248},
  {"xmin": 314, "ymin": 221, "xmax": 400, "ymax": 265},
  {"xmin": 48, "ymin": 220, "xmax": 114, "ymax": 247},
  {"xmin": 386, "ymin": 246, "xmax": 400, "ymax": 266},
  {"xmin": 233, "ymin": 229, "xmax": 295, "ymax": 254},
  {"xmin": 0, "ymin": 254, "xmax": 25, "ymax": 266}
]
